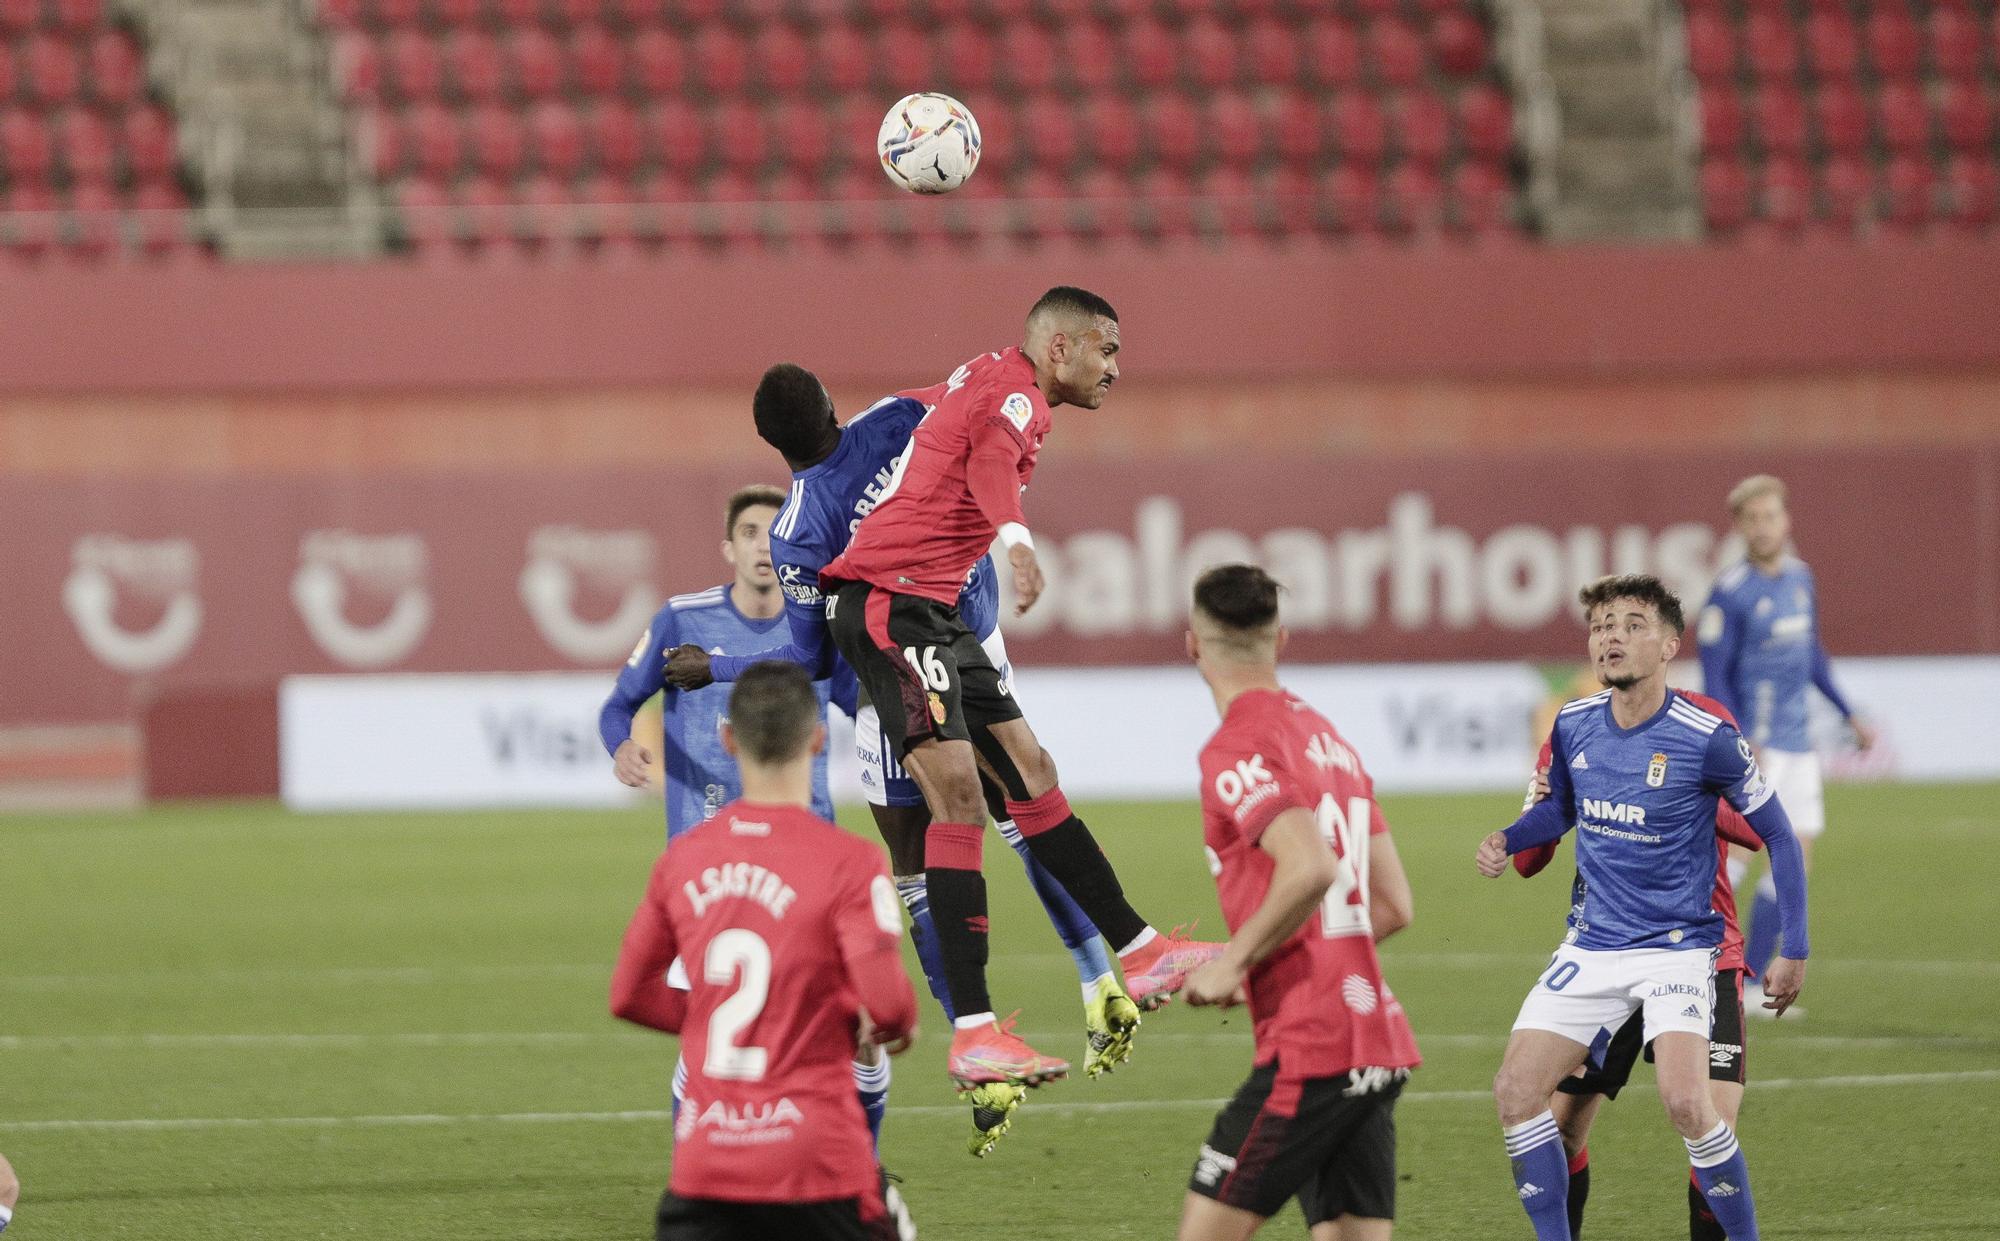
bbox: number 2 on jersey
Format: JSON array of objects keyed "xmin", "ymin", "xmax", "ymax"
[
  {"xmin": 702, "ymin": 929, "xmax": 771, "ymax": 1081},
  {"xmin": 1316, "ymin": 794, "xmax": 1373, "ymax": 939}
]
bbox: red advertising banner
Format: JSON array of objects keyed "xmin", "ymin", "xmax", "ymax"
[{"xmin": 3, "ymin": 445, "xmax": 1991, "ymax": 725}]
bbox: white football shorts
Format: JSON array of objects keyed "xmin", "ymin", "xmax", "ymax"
[
  {"xmin": 1512, "ymin": 943, "xmax": 1718, "ymax": 1047},
  {"xmin": 1758, "ymin": 747, "xmax": 1825, "ymax": 838}
]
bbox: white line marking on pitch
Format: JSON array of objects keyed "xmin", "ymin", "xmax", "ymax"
[{"xmin": 3, "ymin": 1070, "xmax": 1994, "ymax": 1134}]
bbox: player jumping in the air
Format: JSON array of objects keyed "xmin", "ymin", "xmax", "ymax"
[
  {"xmin": 598, "ymin": 488, "xmax": 887, "ymax": 1146},
  {"xmin": 1179, "ymin": 565, "xmax": 1420, "ymax": 1241},
  {"xmin": 818, "ymin": 286, "xmax": 1226, "ymax": 1090},
  {"xmin": 1514, "ymin": 688, "xmax": 1765, "ymax": 1241},
  {"xmin": 610, "ymin": 662, "xmax": 919, "ymax": 1241},
  {"xmin": 1477, "ymin": 574, "xmax": 1810, "ymax": 1241},
  {"xmin": 1698, "ymin": 474, "xmax": 1872, "ymax": 1014},
  {"xmin": 662, "ymin": 362, "xmax": 1128, "ymax": 1154}
]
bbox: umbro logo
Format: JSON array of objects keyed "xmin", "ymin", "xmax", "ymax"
[
  {"xmin": 1707, "ymin": 1181, "xmax": 1741, "ymax": 1198},
  {"xmin": 1571, "ymin": 752, "xmax": 1588, "ymax": 769},
  {"xmin": 1682, "ymin": 1004, "xmax": 1703, "ymax": 1019},
  {"xmin": 1518, "ymin": 1183, "xmax": 1544, "ymax": 1199}
]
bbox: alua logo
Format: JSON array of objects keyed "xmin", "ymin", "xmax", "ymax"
[
  {"xmin": 62, "ymin": 534, "xmax": 203, "ymax": 673},
  {"xmin": 683, "ymin": 1097, "xmax": 806, "ymax": 1133},
  {"xmin": 519, "ymin": 526, "xmax": 658, "ymax": 661},
  {"xmin": 292, "ymin": 530, "xmax": 431, "ymax": 668}
]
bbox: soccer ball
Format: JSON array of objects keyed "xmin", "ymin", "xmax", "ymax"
[{"xmin": 876, "ymin": 93, "xmax": 981, "ymax": 195}]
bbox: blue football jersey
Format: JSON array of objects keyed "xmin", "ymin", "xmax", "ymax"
[
  {"xmin": 1544, "ymin": 689, "xmax": 1774, "ymax": 952},
  {"xmin": 1698, "ymin": 557, "xmax": 1847, "ymax": 752},
  {"xmin": 711, "ymin": 394, "xmax": 1001, "ymax": 686},
  {"xmin": 598, "ymin": 585, "xmax": 834, "ymax": 837}
]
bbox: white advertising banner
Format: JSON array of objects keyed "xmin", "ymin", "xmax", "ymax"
[{"xmin": 281, "ymin": 658, "xmax": 2000, "ymax": 810}]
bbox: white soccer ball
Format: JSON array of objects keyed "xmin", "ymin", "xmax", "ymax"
[{"xmin": 876, "ymin": 92, "xmax": 981, "ymax": 195}]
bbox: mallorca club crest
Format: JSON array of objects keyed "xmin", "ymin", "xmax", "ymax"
[
  {"xmin": 927, "ymin": 692, "xmax": 947, "ymax": 725},
  {"xmin": 1646, "ymin": 752, "xmax": 1669, "ymax": 788}
]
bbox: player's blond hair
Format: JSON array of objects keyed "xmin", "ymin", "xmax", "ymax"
[{"xmin": 1727, "ymin": 474, "xmax": 1786, "ymax": 516}]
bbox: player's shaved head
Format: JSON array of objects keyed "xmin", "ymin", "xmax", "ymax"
[
  {"xmin": 753, "ymin": 362, "xmax": 838, "ymax": 467},
  {"xmin": 1579, "ymin": 574, "xmax": 1685, "ymax": 635},
  {"xmin": 1026, "ymin": 285, "xmax": 1118, "ymax": 335},
  {"xmin": 728, "ymin": 662, "xmax": 820, "ymax": 765},
  {"xmin": 1024, "ymin": 286, "xmax": 1121, "ymax": 411},
  {"xmin": 1192, "ymin": 564, "xmax": 1283, "ymax": 662}
]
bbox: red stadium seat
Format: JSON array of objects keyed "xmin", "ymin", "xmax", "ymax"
[
  {"xmin": 51, "ymin": 0, "xmax": 95, "ymax": 27},
  {"xmin": 335, "ymin": 31, "xmax": 381, "ymax": 102},
  {"xmin": 546, "ymin": 0, "xmax": 598, "ymax": 30},
  {"xmin": 1302, "ymin": 16, "xmax": 1362, "ymax": 88},
  {"xmin": 811, "ymin": 26, "xmax": 868, "ymax": 96},
  {"xmin": 933, "ymin": 22, "xmax": 996, "ymax": 97},
  {"xmin": 1195, "ymin": 165, "xmax": 1257, "ymax": 238},
  {"xmin": 1450, "ymin": 158, "xmax": 1513, "ymax": 233},
  {"xmin": 131, "ymin": 180, "xmax": 188, "ymax": 255},
  {"xmin": 1318, "ymin": 163, "xmax": 1381, "ymax": 235},
  {"xmin": 467, "ymin": 102, "xmax": 526, "ymax": 179},
  {"xmin": 1802, "ymin": 10, "xmax": 1860, "ymax": 81},
  {"xmin": 1864, "ymin": 8, "xmax": 1922, "ymax": 79},
  {"xmin": 1260, "ymin": 164, "xmax": 1315, "ymax": 234},
  {"xmin": 403, "ymin": 101, "xmax": 462, "ymax": 178},
  {"xmin": 569, "ymin": 24, "xmax": 625, "ymax": 97},
  {"xmin": 0, "ymin": 0, "xmax": 39, "ymax": 34},
  {"xmin": 1065, "ymin": 20, "xmax": 1117, "ymax": 93},
  {"xmin": 1700, "ymin": 84, "xmax": 1744, "ymax": 156},
  {"xmin": 1926, "ymin": 9, "xmax": 1983, "ymax": 82},
  {"xmin": 1818, "ymin": 153, "xmax": 1872, "ymax": 229},
  {"xmin": 769, "ymin": 98, "xmax": 830, "ymax": 174},
  {"xmin": 366, "ymin": 106, "xmax": 405, "ymax": 176},
  {"xmin": 583, "ymin": 98, "xmax": 642, "ymax": 174},
  {"xmin": 55, "ymin": 106, "xmax": 113, "ymax": 185},
  {"xmin": 121, "ymin": 104, "xmax": 175, "ymax": 180},
  {"xmin": 1384, "ymin": 160, "xmax": 1445, "ymax": 233},
  {"xmin": 1750, "ymin": 83, "xmax": 1807, "ymax": 156},
  {"xmin": 1270, "ymin": 89, "xmax": 1323, "ymax": 165},
  {"xmin": 668, "ymin": 0, "xmax": 722, "ymax": 27},
  {"xmin": 1069, "ymin": 167, "xmax": 1134, "ymax": 241},
  {"xmin": 318, "ymin": 0, "xmax": 362, "ymax": 28},
  {"xmin": 1431, "ymin": 12, "xmax": 1490, "ymax": 79},
  {"xmin": 395, "ymin": 176, "xmax": 452, "ymax": 249},
  {"xmin": 751, "ymin": 22, "xmax": 809, "ymax": 95},
  {"xmin": 431, "ymin": 0, "xmax": 481, "ymax": 28},
  {"xmin": 1133, "ymin": 166, "xmax": 1196, "ymax": 240},
  {"xmin": 612, "ymin": 0, "xmax": 659, "ymax": 27},
  {"xmin": 649, "ymin": 98, "xmax": 702, "ymax": 174},
  {"xmin": 1812, "ymin": 82, "xmax": 1868, "ymax": 157},
  {"xmin": 67, "ymin": 180, "xmax": 119, "ymax": 257},
  {"xmin": 1141, "ymin": 92, "xmax": 1200, "ymax": 172},
  {"xmin": 1874, "ymin": 80, "xmax": 1930, "ymax": 154},
  {"xmin": 1742, "ymin": 12, "xmax": 1800, "ymax": 80},
  {"xmin": 1457, "ymin": 81, "xmax": 1514, "ymax": 161},
  {"xmin": 384, "ymin": 29, "xmax": 442, "ymax": 103},
  {"xmin": 1943, "ymin": 154, "xmax": 1998, "ymax": 229},
  {"xmin": 85, "ymin": 30, "xmax": 142, "ymax": 107},
  {"xmin": 998, "ymin": 23, "xmax": 1057, "ymax": 96},
  {"xmin": 23, "ymin": 33, "xmax": 82, "ymax": 107},
  {"xmin": 528, "ymin": 98, "xmax": 584, "ymax": 178},
  {"xmin": 1, "ymin": 108, "xmax": 55, "ymax": 184},
  {"xmin": 707, "ymin": 97, "xmax": 768, "ymax": 174},
  {"xmin": 1326, "ymin": 89, "xmax": 1389, "ymax": 166},
  {"xmin": 1349, "ymin": 0, "xmax": 1397, "ymax": 22},
  {"xmin": 1700, "ymin": 155, "xmax": 1752, "ymax": 233},
  {"xmin": 628, "ymin": 27, "xmax": 684, "ymax": 97},
  {"xmin": 1019, "ymin": 92, "xmax": 1078, "ymax": 173},
  {"xmin": 3, "ymin": 184, "xmax": 60, "ymax": 255},
  {"xmin": 573, "ymin": 172, "xmax": 633, "ymax": 245},
  {"xmin": 443, "ymin": 30, "xmax": 502, "ymax": 103},
  {"xmin": 1757, "ymin": 153, "xmax": 1811, "ymax": 230},
  {"xmin": 1206, "ymin": 90, "xmax": 1262, "ymax": 171},
  {"xmin": 1366, "ymin": 18, "xmax": 1427, "ymax": 90},
  {"xmin": 507, "ymin": 27, "xmax": 564, "ymax": 101},
  {"xmin": 1393, "ymin": 89, "xmax": 1450, "ymax": 169},
  {"xmin": 1120, "ymin": 17, "xmax": 1177, "ymax": 91},
  {"xmin": 1938, "ymin": 81, "xmax": 1991, "ymax": 154},
  {"xmin": 1088, "ymin": 91, "xmax": 1141, "ymax": 173},
  {"xmin": 634, "ymin": 169, "xmax": 693, "ymax": 245},
  {"xmin": 376, "ymin": 0, "xmax": 423, "ymax": 30},
  {"xmin": 1182, "ymin": 17, "xmax": 1238, "ymax": 91},
  {"xmin": 455, "ymin": 175, "xmax": 512, "ymax": 248},
  {"xmin": 870, "ymin": 22, "xmax": 927, "ymax": 98},
  {"xmin": 517, "ymin": 174, "xmax": 573, "ymax": 246},
  {"xmin": 969, "ymin": 98, "xmax": 1014, "ymax": 173},
  {"xmin": 0, "ymin": 44, "xmax": 18, "ymax": 103},
  {"xmin": 1244, "ymin": 18, "xmax": 1298, "ymax": 86},
  {"xmin": 1684, "ymin": 10, "xmax": 1738, "ymax": 83},
  {"xmin": 490, "ymin": 0, "xmax": 535, "ymax": 33},
  {"xmin": 1882, "ymin": 152, "xmax": 1935, "ymax": 228}
]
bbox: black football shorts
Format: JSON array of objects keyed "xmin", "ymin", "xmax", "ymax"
[
  {"xmin": 823, "ymin": 578, "xmax": 1022, "ymax": 761},
  {"xmin": 1189, "ymin": 1062, "xmax": 1406, "ymax": 1226}
]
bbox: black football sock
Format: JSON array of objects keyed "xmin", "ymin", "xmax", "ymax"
[
  {"xmin": 1689, "ymin": 1170, "xmax": 1726, "ymax": 1241},
  {"xmin": 923, "ymin": 867, "xmax": 992, "ymax": 1019},
  {"xmin": 1567, "ymin": 1152, "xmax": 1590, "ymax": 1240},
  {"xmin": 1015, "ymin": 817, "xmax": 1148, "ymax": 950}
]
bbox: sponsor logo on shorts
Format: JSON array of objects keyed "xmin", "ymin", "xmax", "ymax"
[
  {"xmin": 1682, "ymin": 1004, "xmax": 1704, "ymax": 1019},
  {"xmin": 1193, "ymin": 1144, "xmax": 1238, "ymax": 1188},
  {"xmin": 1710, "ymin": 1042, "xmax": 1742, "ymax": 1066},
  {"xmin": 1650, "ymin": 983, "xmax": 1703, "ymax": 997}
]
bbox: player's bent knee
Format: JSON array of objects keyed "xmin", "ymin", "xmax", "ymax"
[
  {"xmin": 1177, "ymin": 1191, "xmax": 1262, "ymax": 1241},
  {"xmin": 1659, "ymin": 1086, "xmax": 1716, "ymax": 1137}
]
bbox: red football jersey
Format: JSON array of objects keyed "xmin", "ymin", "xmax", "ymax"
[
  {"xmin": 609, "ymin": 801, "xmax": 915, "ymax": 1205},
  {"xmin": 822, "ymin": 347, "xmax": 1050, "ymax": 604},
  {"xmin": 1199, "ymin": 688, "xmax": 1422, "ymax": 1080},
  {"xmin": 1515, "ymin": 690, "xmax": 1763, "ymax": 972}
]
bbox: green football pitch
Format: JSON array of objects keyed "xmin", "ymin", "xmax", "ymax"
[{"xmin": 5, "ymin": 783, "xmax": 1997, "ymax": 1239}]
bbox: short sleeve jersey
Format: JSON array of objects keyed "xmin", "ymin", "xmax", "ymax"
[
  {"xmin": 1544, "ymin": 689, "xmax": 1775, "ymax": 952},
  {"xmin": 1198, "ymin": 688, "xmax": 1421, "ymax": 1080},
  {"xmin": 821, "ymin": 348, "xmax": 1050, "ymax": 604},
  {"xmin": 647, "ymin": 801, "xmax": 904, "ymax": 1204},
  {"xmin": 1698, "ymin": 557, "xmax": 1822, "ymax": 751}
]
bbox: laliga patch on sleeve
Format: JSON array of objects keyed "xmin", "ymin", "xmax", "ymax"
[
  {"xmin": 1001, "ymin": 391, "xmax": 1034, "ymax": 431},
  {"xmin": 627, "ymin": 627, "xmax": 652, "ymax": 667}
]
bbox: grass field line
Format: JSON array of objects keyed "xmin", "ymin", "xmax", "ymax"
[
  {"xmin": 9, "ymin": 952, "xmax": 2000, "ymax": 990},
  {"xmin": 4, "ymin": 1069, "xmax": 1996, "ymax": 1134},
  {"xmin": 1, "ymin": 1030, "xmax": 1993, "ymax": 1053}
]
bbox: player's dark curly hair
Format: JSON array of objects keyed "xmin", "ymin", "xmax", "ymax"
[
  {"xmin": 753, "ymin": 362, "xmax": 836, "ymax": 464},
  {"xmin": 1029, "ymin": 285, "xmax": 1118, "ymax": 326},
  {"xmin": 729, "ymin": 662, "xmax": 820, "ymax": 764},
  {"xmin": 1193, "ymin": 563, "xmax": 1281, "ymax": 632},
  {"xmin": 1578, "ymin": 574, "xmax": 1686, "ymax": 635}
]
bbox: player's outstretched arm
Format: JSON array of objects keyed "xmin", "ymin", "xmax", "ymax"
[
  {"xmin": 1186, "ymin": 807, "xmax": 1335, "ymax": 1006},
  {"xmin": 608, "ymin": 867, "xmax": 688, "ymax": 1034},
  {"xmin": 702, "ymin": 554, "xmax": 841, "ymax": 685}
]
